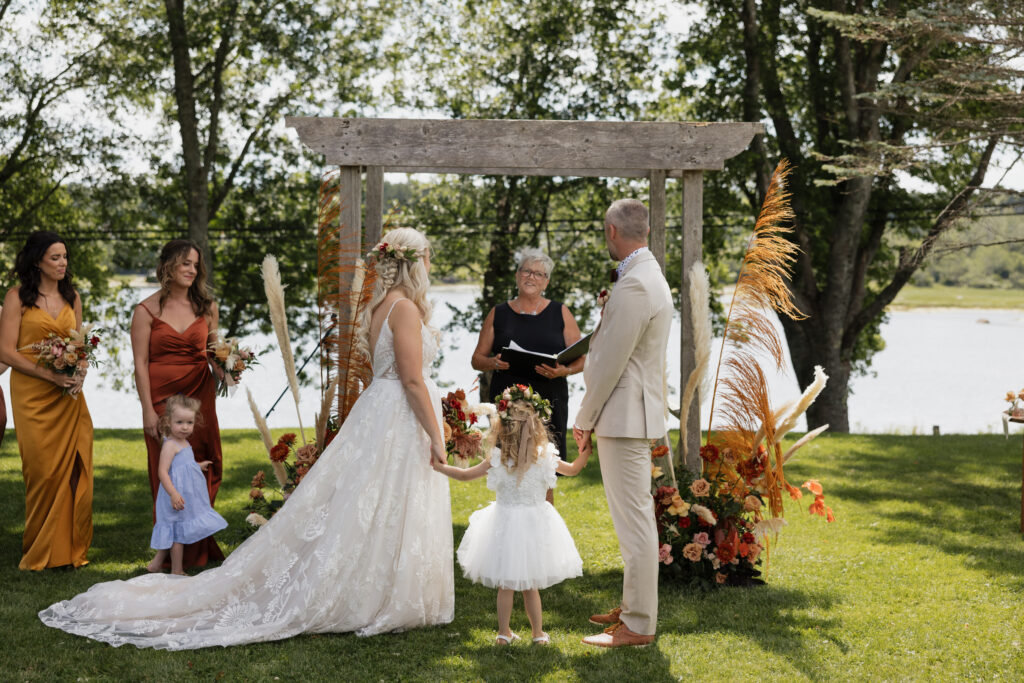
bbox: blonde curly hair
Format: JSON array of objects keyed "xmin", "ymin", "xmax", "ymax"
[{"xmin": 485, "ymin": 399, "xmax": 552, "ymax": 481}]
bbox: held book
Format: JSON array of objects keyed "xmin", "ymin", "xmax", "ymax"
[{"xmin": 498, "ymin": 333, "xmax": 592, "ymax": 377}]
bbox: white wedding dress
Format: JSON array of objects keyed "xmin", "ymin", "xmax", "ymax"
[{"xmin": 39, "ymin": 303, "xmax": 454, "ymax": 650}]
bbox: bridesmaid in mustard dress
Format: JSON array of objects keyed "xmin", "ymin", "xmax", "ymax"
[{"xmin": 0, "ymin": 231, "xmax": 93, "ymax": 570}]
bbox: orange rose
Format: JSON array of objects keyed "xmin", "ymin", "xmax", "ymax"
[
  {"xmin": 269, "ymin": 443, "xmax": 290, "ymax": 462},
  {"xmin": 215, "ymin": 346, "xmax": 231, "ymax": 362}
]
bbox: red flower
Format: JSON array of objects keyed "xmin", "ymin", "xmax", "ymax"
[
  {"xmin": 699, "ymin": 444, "xmax": 719, "ymax": 463},
  {"xmin": 90, "ymin": 336, "xmax": 100, "ymax": 347},
  {"xmin": 497, "ymin": 399, "xmax": 508, "ymax": 412},
  {"xmin": 515, "ymin": 383, "xmax": 527, "ymax": 391},
  {"xmin": 457, "ymin": 410, "xmax": 466, "ymax": 421},
  {"xmin": 379, "ymin": 242, "xmax": 388, "ymax": 252},
  {"xmin": 679, "ymin": 517, "xmax": 691, "ymax": 528},
  {"xmin": 269, "ymin": 443, "xmax": 290, "ymax": 462},
  {"xmin": 278, "ymin": 433, "xmax": 297, "ymax": 447},
  {"xmin": 742, "ymin": 532, "xmax": 755, "ymax": 544},
  {"xmin": 469, "ymin": 413, "xmax": 478, "ymax": 425},
  {"xmin": 651, "ymin": 444, "xmax": 669, "ymax": 459}
]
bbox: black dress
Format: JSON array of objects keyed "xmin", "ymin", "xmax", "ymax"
[{"xmin": 489, "ymin": 301, "xmax": 570, "ymax": 460}]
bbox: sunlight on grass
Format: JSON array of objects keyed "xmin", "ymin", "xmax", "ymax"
[{"xmin": 1, "ymin": 429, "xmax": 1023, "ymax": 680}]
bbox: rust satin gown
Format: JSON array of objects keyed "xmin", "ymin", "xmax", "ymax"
[
  {"xmin": 12, "ymin": 303, "xmax": 93, "ymax": 570},
  {"xmin": 141, "ymin": 303, "xmax": 224, "ymax": 568}
]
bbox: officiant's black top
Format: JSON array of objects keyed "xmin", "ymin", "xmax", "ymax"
[{"xmin": 489, "ymin": 300, "xmax": 570, "ymax": 460}]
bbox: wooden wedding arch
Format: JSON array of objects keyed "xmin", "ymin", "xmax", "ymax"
[{"xmin": 286, "ymin": 117, "xmax": 763, "ymax": 468}]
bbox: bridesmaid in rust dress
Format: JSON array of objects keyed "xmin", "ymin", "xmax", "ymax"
[{"xmin": 130, "ymin": 240, "xmax": 224, "ymax": 569}]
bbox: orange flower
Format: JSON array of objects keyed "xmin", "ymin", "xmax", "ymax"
[
  {"xmin": 808, "ymin": 498, "xmax": 825, "ymax": 516},
  {"xmin": 249, "ymin": 487, "xmax": 264, "ymax": 499},
  {"xmin": 802, "ymin": 480, "xmax": 823, "ymax": 496},
  {"xmin": 278, "ymin": 433, "xmax": 297, "ymax": 447},
  {"xmin": 786, "ymin": 482, "xmax": 803, "ymax": 500},
  {"xmin": 651, "ymin": 444, "xmax": 669, "ymax": 459},
  {"xmin": 715, "ymin": 572, "xmax": 728, "ymax": 584},
  {"xmin": 251, "ymin": 470, "xmax": 266, "ymax": 488}
]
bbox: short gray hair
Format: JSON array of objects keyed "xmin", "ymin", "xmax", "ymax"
[
  {"xmin": 516, "ymin": 247, "xmax": 554, "ymax": 276},
  {"xmin": 605, "ymin": 199, "xmax": 649, "ymax": 242}
]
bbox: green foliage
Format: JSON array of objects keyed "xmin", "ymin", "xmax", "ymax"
[{"xmin": 2, "ymin": 430, "xmax": 1024, "ymax": 678}]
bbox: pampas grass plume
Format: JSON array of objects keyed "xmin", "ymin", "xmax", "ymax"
[{"xmin": 262, "ymin": 254, "xmax": 307, "ymax": 445}]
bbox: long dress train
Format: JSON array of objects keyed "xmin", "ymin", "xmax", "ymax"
[
  {"xmin": 39, "ymin": 306, "xmax": 454, "ymax": 649},
  {"xmin": 12, "ymin": 303, "xmax": 93, "ymax": 570}
]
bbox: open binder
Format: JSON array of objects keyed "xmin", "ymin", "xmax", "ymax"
[{"xmin": 498, "ymin": 333, "xmax": 592, "ymax": 377}]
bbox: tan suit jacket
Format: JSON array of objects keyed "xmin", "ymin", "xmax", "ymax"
[{"xmin": 577, "ymin": 251, "xmax": 673, "ymax": 438}]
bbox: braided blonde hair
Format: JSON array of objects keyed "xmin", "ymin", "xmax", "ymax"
[
  {"xmin": 357, "ymin": 227, "xmax": 437, "ymax": 363},
  {"xmin": 485, "ymin": 399, "xmax": 551, "ymax": 481}
]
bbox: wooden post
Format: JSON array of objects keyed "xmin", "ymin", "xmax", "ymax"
[
  {"xmin": 679, "ymin": 170, "xmax": 703, "ymax": 473},
  {"xmin": 649, "ymin": 170, "xmax": 666, "ymax": 272},
  {"xmin": 335, "ymin": 166, "xmax": 363, "ymax": 417},
  {"xmin": 365, "ymin": 165, "xmax": 384, "ymax": 247}
]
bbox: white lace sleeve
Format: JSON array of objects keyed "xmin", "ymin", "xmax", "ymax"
[{"xmin": 486, "ymin": 448, "xmax": 503, "ymax": 493}]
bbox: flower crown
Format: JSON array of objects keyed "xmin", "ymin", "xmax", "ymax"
[
  {"xmin": 494, "ymin": 384, "xmax": 552, "ymax": 423},
  {"xmin": 366, "ymin": 240, "xmax": 421, "ymax": 263}
]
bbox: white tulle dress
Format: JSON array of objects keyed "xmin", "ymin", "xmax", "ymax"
[
  {"xmin": 39, "ymin": 301, "xmax": 454, "ymax": 650},
  {"xmin": 457, "ymin": 444, "xmax": 583, "ymax": 591}
]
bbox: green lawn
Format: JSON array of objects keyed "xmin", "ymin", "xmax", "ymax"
[
  {"xmin": 1, "ymin": 429, "xmax": 1022, "ymax": 681},
  {"xmin": 892, "ymin": 284, "xmax": 1024, "ymax": 309}
]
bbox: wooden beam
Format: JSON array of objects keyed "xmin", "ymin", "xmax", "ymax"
[
  {"xmin": 335, "ymin": 166, "xmax": 362, "ymax": 417},
  {"xmin": 364, "ymin": 165, "xmax": 384, "ymax": 247},
  {"xmin": 679, "ymin": 170, "xmax": 703, "ymax": 473},
  {"xmin": 649, "ymin": 170, "xmax": 667, "ymax": 272},
  {"xmin": 286, "ymin": 117, "xmax": 763, "ymax": 173},
  {"xmin": 386, "ymin": 166, "xmax": 688, "ymax": 179}
]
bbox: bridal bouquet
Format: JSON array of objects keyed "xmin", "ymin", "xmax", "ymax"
[
  {"xmin": 25, "ymin": 324, "xmax": 102, "ymax": 397},
  {"xmin": 442, "ymin": 389, "xmax": 491, "ymax": 466},
  {"xmin": 208, "ymin": 336, "xmax": 258, "ymax": 397},
  {"xmin": 1004, "ymin": 389, "xmax": 1024, "ymax": 418}
]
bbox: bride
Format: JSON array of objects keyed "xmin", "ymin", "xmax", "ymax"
[{"xmin": 39, "ymin": 227, "xmax": 455, "ymax": 650}]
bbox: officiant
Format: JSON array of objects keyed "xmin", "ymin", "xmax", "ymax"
[{"xmin": 472, "ymin": 248, "xmax": 585, "ymax": 465}]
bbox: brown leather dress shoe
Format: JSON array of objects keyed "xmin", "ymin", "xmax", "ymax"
[
  {"xmin": 588, "ymin": 606, "xmax": 622, "ymax": 626},
  {"xmin": 582, "ymin": 622, "xmax": 655, "ymax": 648}
]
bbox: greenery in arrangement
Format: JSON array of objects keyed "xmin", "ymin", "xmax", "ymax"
[{"xmin": 2, "ymin": 429, "xmax": 1023, "ymax": 679}]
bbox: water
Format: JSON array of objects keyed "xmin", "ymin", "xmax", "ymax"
[{"xmin": 2, "ymin": 285, "xmax": 1021, "ymax": 435}]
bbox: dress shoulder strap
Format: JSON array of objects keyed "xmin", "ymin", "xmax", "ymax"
[
  {"xmin": 384, "ymin": 297, "xmax": 411, "ymax": 325},
  {"xmin": 138, "ymin": 301, "xmax": 157, "ymax": 318}
]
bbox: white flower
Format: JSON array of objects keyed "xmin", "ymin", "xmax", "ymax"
[
  {"xmin": 245, "ymin": 512, "xmax": 268, "ymax": 527},
  {"xmin": 470, "ymin": 403, "xmax": 497, "ymax": 417}
]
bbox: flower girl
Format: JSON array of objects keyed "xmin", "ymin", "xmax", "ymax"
[
  {"xmin": 432, "ymin": 385, "xmax": 588, "ymax": 645},
  {"xmin": 147, "ymin": 395, "xmax": 227, "ymax": 575}
]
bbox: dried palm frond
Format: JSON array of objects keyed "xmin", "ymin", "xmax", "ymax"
[
  {"xmin": 262, "ymin": 254, "xmax": 307, "ymax": 446},
  {"xmin": 679, "ymin": 261, "xmax": 713, "ymax": 463},
  {"xmin": 246, "ymin": 386, "xmax": 287, "ymax": 487},
  {"xmin": 704, "ymin": 160, "xmax": 805, "ymax": 519}
]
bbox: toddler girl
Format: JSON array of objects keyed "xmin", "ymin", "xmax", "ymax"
[
  {"xmin": 147, "ymin": 395, "xmax": 227, "ymax": 575},
  {"xmin": 432, "ymin": 385, "xmax": 588, "ymax": 645}
]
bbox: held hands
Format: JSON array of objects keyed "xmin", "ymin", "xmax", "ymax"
[
  {"xmin": 171, "ymin": 492, "xmax": 185, "ymax": 510},
  {"xmin": 68, "ymin": 370, "xmax": 86, "ymax": 395},
  {"xmin": 429, "ymin": 441, "xmax": 447, "ymax": 468},
  {"xmin": 49, "ymin": 368, "xmax": 77, "ymax": 391},
  {"xmin": 573, "ymin": 424, "xmax": 593, "ymax": 457}
]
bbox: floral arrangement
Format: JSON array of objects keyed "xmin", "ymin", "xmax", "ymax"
[
  {"xmin": 365, "ymin": 240, "xmax": 420, "ymax": 263},
  {"xmin": 442, "ymin": 389, "xmax": 491, "ymax": 466},
  {"xmin": 597, "ymin": 288, "xmax": 610, "ymax": 309},
  {"xmin": 496, "ymin": 384, "xmax": 552, "ymax": 424},
  {"xmin": 208, "ymin": 335, "xmax": 258, "ymax": 396},
  {"xmin": 652, "ymin": 449, "xmax": 766, "ymax": 590},
  {"xmin": 1004, "ymin": 389, "xmax": 1024, "ymax": 417},
  {"xmin": 243, "ymin": 432, "xmax": 323, "ymax": 528},
  {"xmin": 25, "ymin": 324, "xmax": 101, "ymax": 397}
]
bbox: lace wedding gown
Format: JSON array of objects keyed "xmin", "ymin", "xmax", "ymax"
[{"xmin": 39, "ymin": 306, "xmax": 454, "ymax": 650}]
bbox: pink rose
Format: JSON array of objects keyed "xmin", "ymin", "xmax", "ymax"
[
  {"xmin": 658, "ymin": 543, "xmax": 674, "ymax": 565},
  {"xmin": 715, "ymin": 572, "xmax": 728, "ymax": 584},
  {"xmin": 690, "ymin": 478, "xmax": 711, "ymax": 497},
  {"xmin": 692, "ymin": 532, "xmax": 710, "ymax": 548}
]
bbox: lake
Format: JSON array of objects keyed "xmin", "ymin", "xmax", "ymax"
[{"xmin": 2, "ymin": 285, "xmax": 1021, "ymax": 435}]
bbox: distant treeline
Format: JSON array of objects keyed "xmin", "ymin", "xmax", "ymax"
[{"xmin": 913, "ymin": 204, "xmax": 1024, "ymax": 289}]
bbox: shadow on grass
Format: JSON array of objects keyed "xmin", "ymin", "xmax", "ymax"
[{"xmin": 812, "ymin": 435, "xmax": 1024, "ymax": 586}]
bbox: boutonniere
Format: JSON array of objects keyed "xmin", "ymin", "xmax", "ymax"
[{"xmin": 597, "ymin": 288, "xmax": 610, "ymax": 313}]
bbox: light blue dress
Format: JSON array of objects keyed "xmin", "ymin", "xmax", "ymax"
[{"xmin": 150, "ymin": 441, "xmax": 227, "ymax": 550}]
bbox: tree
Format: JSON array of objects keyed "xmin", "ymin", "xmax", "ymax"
[
  {"xmin": 0, "ymin": 1, "xmax": 120, "ymax": 300},
  {"xmin": 671, "ymin": 0, "xmax": 1024, "ymax": 431},
  {"xmin": 49, "ymin": 0, "xmax": 392, "ymax": 269},
  {"xmin": 399, "ymin": 0, "xmax": 665, "ymax": 329}
]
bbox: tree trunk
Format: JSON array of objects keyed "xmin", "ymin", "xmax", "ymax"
[{"xmin": 780, "ymin": 315, "xmax": 851, "ymax": 432}]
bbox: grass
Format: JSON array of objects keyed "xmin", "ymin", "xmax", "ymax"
[
  {"xmin": 2, "ymin": 428, "xmax": 1023, "ymax": 681},
  {"xmin": 892, "ymin": 284, "xmax": 1024, "ymax": 309}
]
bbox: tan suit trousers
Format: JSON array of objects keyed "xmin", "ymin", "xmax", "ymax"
[{"xmin": 597, "ymin": 435, "xmax": 659, "ymax": 635}]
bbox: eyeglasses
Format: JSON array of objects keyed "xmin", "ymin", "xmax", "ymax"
[{"xmin": 519, "ymin": 268, "xmax": 549, "ymax": 280}]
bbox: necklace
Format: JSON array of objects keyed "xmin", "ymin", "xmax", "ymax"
[{"xmin": 513, "ymin": 298, "xmax": 546, "ymax": 315}]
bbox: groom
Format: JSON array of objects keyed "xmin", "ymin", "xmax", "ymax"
[{"xmin": 573, "ymin": 199, "xmax": 673, "ymax": 648}]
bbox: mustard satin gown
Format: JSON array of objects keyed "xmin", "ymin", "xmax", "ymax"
[{"xmin": 11, "ymin": 303, "xmax": 93, "ymax": 570}]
